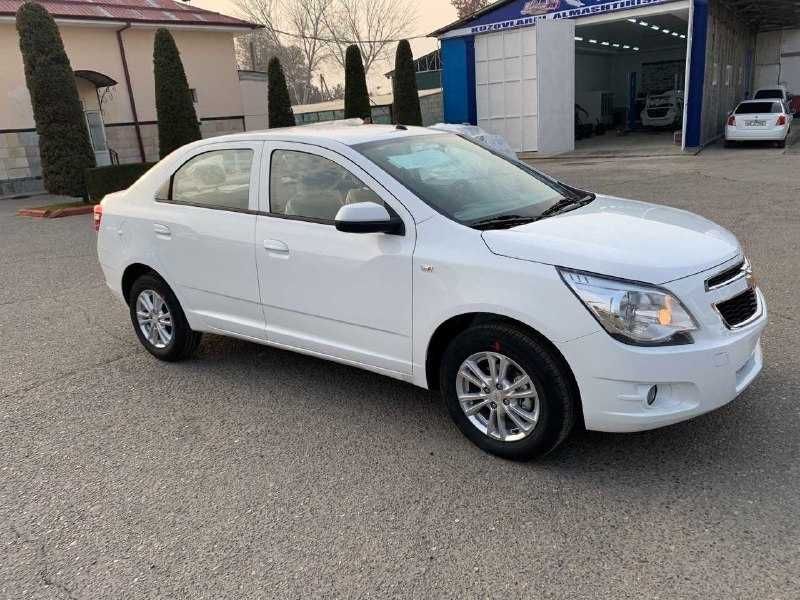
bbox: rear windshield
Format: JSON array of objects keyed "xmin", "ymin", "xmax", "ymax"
[
  {"xmin": 735, "ymin": 102, "xmax": 782, "ymax": 114},
  {"xmin": 754, "ymin": 89, "xmax": 783, "ymax": 100}
]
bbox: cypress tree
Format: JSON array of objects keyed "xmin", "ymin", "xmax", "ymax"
[
  {"xmin": 344, "ymin": 45, "xmax": 371, "ymax": 120},
  {"xmin": 267, "ymin": 57, "xmax": 295, "ymax": 128},
  {"xmin": 16, "ymin": 2, "xmax": 95, "ymax": 198},
  {"xmin": 392, "ymin": 40, "xmax": 422, "ymax": 126},
  {"xmin": 153, "ymin": 28, "xmax": 201, "ymax": 158}
]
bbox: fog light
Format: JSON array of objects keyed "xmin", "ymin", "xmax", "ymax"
[{"xmin": 646, "ymin": 385, "xmax": 658, "ymax": 406}]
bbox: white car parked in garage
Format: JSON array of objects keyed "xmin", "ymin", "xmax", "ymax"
[
  {"xmin": 725, "ymin": 99, "xmax": 793, "ymax": 147},
  {"xmin": 641, "ymin": 90, "xmax": 684, "ymax": 128},
  {"xmin": 95, "ymin": 125, "xmax": 767, "ymax": 460}
]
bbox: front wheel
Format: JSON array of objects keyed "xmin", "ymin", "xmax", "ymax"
[
  {"xmin": 440, "ymin": 323, "xmax": 578, "ymax": 460},
  {"xmin": 128, "ymin": 273, "xmax": 201, "ymax": 361}
]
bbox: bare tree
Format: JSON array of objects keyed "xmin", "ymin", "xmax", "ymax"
[
  {"xmin": 234, "ymin": 0, "xmax": 333, "ymax": 104},
  {"xmin": 321, "ymin": 0, "xmax": 417, "ymax": 77},
  {"xmin": 451, "ymin": 0, "xmax": 489, "ymax": 20}
]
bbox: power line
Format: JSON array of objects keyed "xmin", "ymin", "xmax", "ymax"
[{"xmin": 255, "ymin": 26, "xmax": 434, "ymax": 44}]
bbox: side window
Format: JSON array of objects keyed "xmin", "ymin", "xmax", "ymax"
[
  {"xmin": 269, "ymin": 149, "xmax": 383, "ymax": 221},
  {"xmin": 169, "ymin": 149, "xmax": 253, "ymax": 211}
]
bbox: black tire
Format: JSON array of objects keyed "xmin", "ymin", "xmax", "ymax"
[
  {"xmin": 128, "ymin": 273, "xmax": 201, "ymax": 362},
  {"xmin": 724, "ymin": 140, "xmax": 735, "ymax": 148},
  {"xmin": 776, "ymin": 138, "xmax": 786, "ymax": 148},
  {"xmin": 440, "ymin": 323, "xmax": 577, "ymax": 461}
]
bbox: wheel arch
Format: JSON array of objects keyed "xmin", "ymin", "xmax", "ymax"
[
  {"xmin": 121, "ymin": 263, "xmax": 165, "ymax": 305},
  {"xmin": 424, "ymin": 312, "xmax": 583, "ymax": 426}
]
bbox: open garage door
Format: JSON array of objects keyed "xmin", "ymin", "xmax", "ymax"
[{"xmin": 573, "ymin": 6, "xmax": 690, "ymax": 156}]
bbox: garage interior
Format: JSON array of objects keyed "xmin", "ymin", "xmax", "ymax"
[{"xmin": 574, "ymin": 8, "xmax": 690, "ymax": 156}]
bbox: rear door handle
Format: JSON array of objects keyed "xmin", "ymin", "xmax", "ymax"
[
  {"xmin": 153, "ymin": 223, "xmax": 171, "ymax": 238},
  {"xmin": 263, "ymin": 239, "xmax": 289, "ymax": 253}
]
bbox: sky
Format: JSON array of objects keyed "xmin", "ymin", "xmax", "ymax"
[{"xmin": 191, "ymin": 0, "xmax": 458, "ymax": 94}]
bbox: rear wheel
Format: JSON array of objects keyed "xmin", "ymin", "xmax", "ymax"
[
  {"xmin": 724, "ymin": 139, "xmax": 736, "ymax": 148},
  {"xmin": 776, "ymin": 138, "xmax": 786, "ymax": 148},
  {"xmin": 440, "ymin": 323, "xmax": 577, "ymax": 460},
  {"xmin": 128, "ymin": 274, "xmax": 201, "ymax": 361}
]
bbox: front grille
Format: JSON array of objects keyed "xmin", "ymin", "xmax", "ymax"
[
  {"xmin": 715, "ymin": 288, "xmax": 758, "ymax": 328},
  {"xmin": 706, "ymin": 260, "xmax": 745, "ymax": 290},
  {"xmin": 647, "ymin": 108, "xmax": 669, "ymax": 118}
]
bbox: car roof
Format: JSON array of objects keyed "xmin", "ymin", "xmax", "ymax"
[
  {"xmin": 738, "ymin": 99, "xmax": 782, "ymax": 105},
  {"xmin": 199, "ymin": 123, "xmax": 444, "ymax": 148}
]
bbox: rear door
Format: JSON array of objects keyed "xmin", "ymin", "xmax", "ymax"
[{"xmin": 151, "ymin": 141, "xmax": 265, "ymax": 339}]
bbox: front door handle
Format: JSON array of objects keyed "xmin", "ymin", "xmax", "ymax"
[
  {"xmin": 263, "ymin": 239, "xmax": 289, "ymax": 253},
  {"xmin": 153, "ymin": 223, "xmax": 171, "ymax": 238}
]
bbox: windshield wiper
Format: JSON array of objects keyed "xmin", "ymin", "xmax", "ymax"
[
  {"xmin": 469, "ymin": 214, "xmax": 538, "ymax": 231},
  {"xmin": 538, "ymin": 193, "xmax": 595, "ymax": 219}
]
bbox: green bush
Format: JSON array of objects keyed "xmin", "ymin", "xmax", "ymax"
[
  {"xmin": 344, "ymin": 45, "xmax": 371, "ymax": 120},
  {"xmin": 85, "ymin": 163, "xmax": 155, "ymax": 203},
  {"xmin": 16, "ymin": 2, "xmax": 96, "ymax": 198},
  {"xmin": 267, "ymin": 57, "xmax": 296, "ymax": 128},
  {"xmin": 153, "ymin": 28, "xmax": 201, "ymax": 158},
  {"xmin": 392, "ymin": 40, "xmax": 422, "ymax": 126}
]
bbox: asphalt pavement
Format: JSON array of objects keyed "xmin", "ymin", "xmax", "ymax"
[{"xmin": 1, "ymin": 143, "xmax": 798, "ymax": 599}]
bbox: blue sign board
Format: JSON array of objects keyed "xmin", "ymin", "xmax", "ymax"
[{"xmin": 441, "ymin": 0, "xmax": 677, "ymax": 36}]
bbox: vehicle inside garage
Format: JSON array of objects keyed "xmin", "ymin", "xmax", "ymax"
[{"xmin": 574, "ymin": 8, "xmax": 689, "ymax": 156}]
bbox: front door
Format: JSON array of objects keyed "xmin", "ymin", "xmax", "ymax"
[
  {"xmin": 151, "ymin": 141, "xmax": 265, "ymax": 340},
  {"xmin": 255, "ymin": 142, "xmax": 415, "ymax": 376},
  {"xmin": 84, "ymin": 110, "xmax": 111, "ymax": 166}
]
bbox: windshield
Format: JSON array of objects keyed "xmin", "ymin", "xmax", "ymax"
[
  {"xmin": 754, "ymin": 89, "xmax": 783, "ymax": 100},
  {"xmin": 354, "ymin": 133, "xmax": 577, "ymax": 225},
  {"xmin": 735, "ymin": 102, "xmax": 782, "ymax": 114}
]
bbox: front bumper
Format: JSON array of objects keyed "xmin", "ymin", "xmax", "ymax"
[
  {"xmin": 558, "ymin": 288, "xmax": 767, "ymax": 433},
  {"xmin": 641, "ymin": 110, "xmax": 679, "ymax": 127}
]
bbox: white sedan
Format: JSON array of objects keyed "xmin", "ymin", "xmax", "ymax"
[
  {"xmin": 725, "ymin": 99, "xmax": 792, "ymax": 147},
  {"xmin": 95, "ymin": 124, "xmax": 767, "ymax": 460}
]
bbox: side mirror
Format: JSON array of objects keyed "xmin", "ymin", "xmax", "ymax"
[{"xmin": 334, "ymin": 201, "xmax": 404, "ymax": 235}]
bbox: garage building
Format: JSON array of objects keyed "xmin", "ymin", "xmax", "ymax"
[{"xmin": 433, "ymin": 0, "xmax": 800, "ymax": 154}]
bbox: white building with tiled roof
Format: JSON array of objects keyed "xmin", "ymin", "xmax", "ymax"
[{"xmin": 0, "ymin": 0, "xmax": 262, "ymax": 195}]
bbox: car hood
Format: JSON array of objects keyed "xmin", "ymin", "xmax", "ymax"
[{"xmin": 481, "ymin": 195, "xmax": 741, "ymax": 284}]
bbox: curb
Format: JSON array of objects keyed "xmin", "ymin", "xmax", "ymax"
[{"xmin": 17, "ymin": 204, "xmax": 94, "ymax": 219}]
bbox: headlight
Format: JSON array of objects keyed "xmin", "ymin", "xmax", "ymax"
[{"xmin": 559, "ymin": 268, "xmax": 698, "ymax": 346}]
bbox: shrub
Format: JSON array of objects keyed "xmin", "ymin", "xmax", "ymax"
[
  {"xmin": 344, "ymin": 45, "xmax": 371, "ymax": 120},
  {"xmin": 16, "ymin": 2, "xmax": 96, "ymax": 198},
  {"xmin": 85, "ymin": 163, "xmax": 155, "ymax": 203},
  {"xmin": 267, "ymin": 57, "xmax": 296, "ymax": 128},
  {"xmin": 153, "ymin": 28, "xmax": 201, "ymax": 158},
  {"xmin": 392, "ymin": 40, "xmax": 422, "ymax": 126}
]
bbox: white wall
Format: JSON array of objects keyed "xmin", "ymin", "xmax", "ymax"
[
  {"xmin": 537, "ymin": 19, "xmax": 575, "ymax": 154},
  {"xmin": 575, "ymin": 47, "xmax": 686, "ymax": 114},
  {"xmin": 755, "ymin": 29, "xmax": 800, "ymax": 93}
]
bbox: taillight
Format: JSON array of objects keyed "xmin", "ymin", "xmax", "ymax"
[
  {"xmin": 93, "ymin": 204, "xmax": 103, "ymax": 232},
  {"xmin": 777, "ymin": 114, "xmax": 787, "ymax": 126},
  {"xmin": 727, "ymin": 115, "xmax": 736, "ymax": 126}
]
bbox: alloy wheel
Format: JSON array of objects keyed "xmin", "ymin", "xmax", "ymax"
[
  {"xmin": 135, "ymin": 289, "xmax": 174, "ymax": 349},
  {"xmin": 455, "ymin": 351, "xmax": 540, "ymax": 442}
]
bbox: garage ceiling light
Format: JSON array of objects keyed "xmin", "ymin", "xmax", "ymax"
[
  {"xmin": 601, "ymin": 41, "xmax": 610, "ymax": 45},
  {"xmin": 623, "ymin": 44, "xmax": 630, "ymax": 49},
  {"xmin": 639, "ymin": 21, "xmax": 649, "ymax": 26},
  {"xmin": 633, "ymin": 46, "xmax": 640, "ymax": 51},
  {"xmin": 680, "ymin": 34, "xmax": 686, "ymax": 39},
  {"xmin": 650, "ymin": 24, "xmax": 660, "ymax": 30},
  {"xmin": 627, "ymin": 18, "xmax": 637, "ymax": 23},
  {"xmin": 575, "ymin": 36, "xmax": 584, "ymax": 41},
  {"xmin": 662, "ymin": 29, "xmax": 670, "ymax": 33},
  {"xmin": 672, "ymin": 31, "xmax": 679, "ymax": 36},
  {"xmin": 589, "ymin": 39, "xmax": 598, "ymax": 43},
  {"xmin": 612, "ymin": 43, "xmax": 620, "ymax": 47}
]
